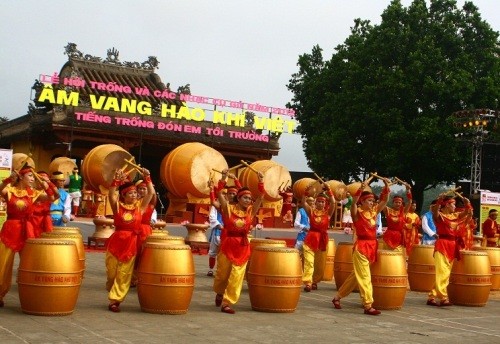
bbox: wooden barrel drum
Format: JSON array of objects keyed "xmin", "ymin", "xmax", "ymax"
[
  {"xmin": 17, "ymin": 238, "xmax": 82, "ymax": 315},
  {"xmin": 407, "ymin": 244, "xmax": 435, "ymax": 292},
  {"xmin": 137, "ymin": 243, "xmax": 195, "ymax": 314},
  {"xmin": 247, "ymin": 246, "xmax": 302, "ymax": 312},
  {"xmin": 473, "ymin": 246, "xmax": 500, "ymax": 291},
  {"xmin": 146, "ymin": 235, "xmax": 185, "ymax": 245},
  {"xmin": 371, "ymin": 250, "xmax": 408, "ymax": 310},
  {"xmin": 448, "ymin": 250, "xmax": 492, "ymax": 306},
  {"xmin": 41, "ymin": 231, "xmax": 86, "ymax": 277},
  {"xmin": 333, "ymin": 242, "xmax": 358, "ymax": 291},
  {"xmin": 322, "ymin": 238, "xmax": 336, "ymax": 281}
]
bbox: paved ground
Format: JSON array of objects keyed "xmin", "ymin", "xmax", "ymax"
[{"xmin": 0, "ymin": 219, "xmax": 498, "ymax": 344}]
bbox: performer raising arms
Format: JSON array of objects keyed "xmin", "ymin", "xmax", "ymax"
[
  {"xmin": 426, "ymin": 193, "xmax": 472, "ymax": 307},
  {"xmin": 332, "ymin": 176, "xmax": 390, "ymax": 316},
  {"xmin": 31, "ymin": 171, "xmax": 59, "ymax": 237},
  {"xmin": 213, "ymin": 168, "xmax": 264, "ymax": 314},
  {"xmin": 381, "ymin": 180, "xmax": 412, "ymax": 252},
  {"xmin": 130, "ymin": 179, "xmax": 158, "ymax": 287},
  {"xmin": 0, "ymin": 165, "xmax": 54, "ymax": 307},
  {"xmin": 106, "ymin": 167, "xmax": 154, "ymax": 313},
  {"xmin": 301, "ymin": 182, "xmax": 335, "ymax": 292}
]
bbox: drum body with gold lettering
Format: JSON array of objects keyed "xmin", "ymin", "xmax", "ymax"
[
  {"xmin": 448, "ymin": 250, "xmax": 492, "ymax": 306},
  {"xmin": 473, "ymin": 247, "xmax": 500, "ymax": 291},
  {"xmin": 333, "ymin": 242, "xmax": 358, "ymax": 291},
  {"xmin": 371, "ymin": 250, "xmax": 408, "ymax": 310},
  {"xmin": 41, "ymin": 231, "xmax": 86, "ymax": 278},
  {"xmin": 137, "ymin": 243, "xmax": 195, "ymax": 314},
  {"xmin": 322, "ymin": 238, "xmax": 336, "ymax": 281},
  {"xmin": 17, "ymin": 238, "xmax": 82, "ymax": 315},
  {"xmin": 407, "ymin": 245, "xmax": 435, "ymax": 292},
  {"xmin": 247, "ymin": 246, "xmax": 302, "ymax": 312}
]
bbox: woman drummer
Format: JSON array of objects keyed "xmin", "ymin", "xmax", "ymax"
[
  {"xmin": 105, "ymin": 167, "xmax": 154, "ymax": 312},
  {"xmin": 213, "ymin": 168, "xmax": 264, "ymax": 314}
]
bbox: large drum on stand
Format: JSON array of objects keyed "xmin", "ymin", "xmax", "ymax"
[
  {"xmin": 81, "ymin": 144, "xmax": 138, "ymax": 193},
  {"xmin": 17, "ymin": 238, "xmax": 82, "ymax": 315},
  {"xmin": 247, "ymin": 246, "xmax": 302, "ymax": 312},
  {"xmin": 12, "ymin": 153, "xmax": 35, "ymax": 170},
  {"xmin": 448, "ymin": 250, "xmax": 492, "ymax": 306},
  {"xmin": 137, "ymin": 243, "xmax": 195, "ymax": 314},
  {"xmin": 473, "ymin": 246, "xmax": 500, "ymax": 290},
  {"xmin": 407, "ymin": 245, "xmax": 435, "ymax": 292},
  {"xmin": 371, "ymin": 250, "xmax": 408, "ymax": 310},
  {"xmin": 239, "ymin": 160, "xmax": 291, "ymax": 203},
  {"xmin": 48, "ymin": 157, "xmax": 77, "ymax": 178},
  {"xmin": 292, "ymin": 178, "xmax": 316, "ymax": 200},
  {"xmin": 160, "ymin": 143, "xmax": 228, "ymax": 214}
]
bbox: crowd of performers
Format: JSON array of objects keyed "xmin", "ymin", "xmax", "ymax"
[{"xmin": 0, "ymin": 162, "xmax": 499, "ymax": 315}]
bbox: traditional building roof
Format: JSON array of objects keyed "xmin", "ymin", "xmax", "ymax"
[{"xmin": 0, "ymin": 43, "xmax": 280, "ymax": 160}]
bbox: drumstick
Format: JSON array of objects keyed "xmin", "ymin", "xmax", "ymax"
[
  {"xmin": 212, "ymin": 168, "xmax": 223, "ymax": 174},
  {"xmin": 240, "ymin": 160, "xmax": 259, "ymax": 174},
  {"xmin": 283, "ymin": 180, "xmax": 290, "ymax": 189},
  {"xmin": 229, "ymin": 163, "xmax": 244, "ymax": 170},
  {"xmin": 123, "ymin": 158, "xmax": 143, "ymax": 174},
  {"xmin": 369, "ymin": 172, "xmax": 391, "ymax": 184},
  {"xmin": 313, "ymin": 172, "xmax": 326, "ymax": 184},
  {"xmin": 31, "ymin": 169, "xmax": 44, "ymax": 184}
]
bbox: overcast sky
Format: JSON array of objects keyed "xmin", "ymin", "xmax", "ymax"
[{"xmin": 1, "ymin": 1, "xmax": 498, "ymax": 171}]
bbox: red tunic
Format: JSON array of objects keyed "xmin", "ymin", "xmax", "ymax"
[
  {"xmin": 106, "ymin": 201, "xmax": 142, "ymax": 262},
  {"xmin": 139, "ymin": 204, "xmax": 155, "ymax": 242},
  {"xmin": 220, "ymin": 204, "xmax": 253, "ymax": 266},
  {"xmin": 383, "ymin": 207, "xmax": 405, "ymax": 249},
  {"xmin": 304, "ymin": 209, "xmax": 330, "ymax": 251},
  {"xmin": 434, "ymin": 212, "xmax": 463, "ymax": 262},
  {"xmin": 0, "ymin": 187, "xmax": 40, "ymax": 252},
  {"xmin": 482, "ymin": 218, "xmax": 499, "ymax": 247},
  {"xmin": 31, "ymin": 199, "xmax": 53, "ymax": 237},
  {"xmin": 353, "ymin": 208, "xmax": 378, "ymax": 263}
]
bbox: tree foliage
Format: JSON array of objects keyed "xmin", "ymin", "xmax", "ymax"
[{"xmin": 287, "ymin": 0, "xmax": 500, "ymax": 208}]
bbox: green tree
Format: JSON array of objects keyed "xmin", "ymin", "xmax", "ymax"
[{"xmin": 287, "ymin": 0, "xmax": 500, "ymax": 210}]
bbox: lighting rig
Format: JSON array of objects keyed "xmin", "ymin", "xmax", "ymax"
[{"xmin": 451, "ymin": 109, "xmax": 499, "ymax": 194}]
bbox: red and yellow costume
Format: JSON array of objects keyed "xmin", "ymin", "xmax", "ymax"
[
  {"xmin": 31, "ymin": 198, "xmax": 53, "ymax": 237},
  {"xmin": 0, "ymin": 185, "xmax": 42, "ymax": 303},
  {"xmin": 383, "ymin": 206, "xmax": 406, "ymax": 251},
  {"xmin": 428, "ymin": 206, "xmax": 465, "ymax": 303},
  {"xmin": 337, "ymin": 207, "xmax": 378, "ymax": 309},
  {"xmin": 302, "ymin": 207, "xmax": 330, "ymax": 286},
  {"xmin": 213, "ymin": 203, "xmax": 253, "ymax": 305},
  {"xmin": 106, "ymin": 200, "xmax": 142, "ymax": 303},
  {"xmin": 482, "ymin": 216, "xmax": 499, "ymax": 247}
]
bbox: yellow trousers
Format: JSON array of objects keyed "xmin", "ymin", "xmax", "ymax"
[
  {"xmin": 0, "ymin": 242, "xmax": 16, "ymax": 300},
  {"xmin": 105, "ymin": 251, "xmax": 135, "ymax": 303},
  {"xmin": 428, "ymin": 251, "xmax": 453, "ymax": 301},
  {"xmin": 337, "ymin": 250, "xmax": 373, "ymax": 309},
  {"xmin": 302, "ymin": 244, "xmax": 327, "ymax": 285},
  {"xmin": 213, "ymin": 252, "xmax": 247, "ymax": 306}
]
